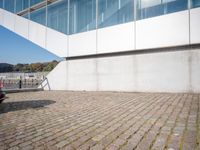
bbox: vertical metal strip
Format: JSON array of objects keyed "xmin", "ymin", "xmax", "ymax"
[
  {"xmin": 45, "ymin": 0, "xmax": 47, "ymax": 26},
  {"xmin": 45, "ymin": 0, "xmax": 48, "ymax": 49},
  {"xmin": 188, "ymin": 0, "xmax": 191, "ymax": 44},
  {"xmin": 67, "ymin": 0, "xmax": 70, "ymax": 35},
  {"xmin": 96, "ymin": 0, "xmax": 98, "ymax": 54},
  {"xmin": 2, "ymin": 0, "xmax": 4, "ymax": 26},
  {"xmin": 28, "ymin": 0, "xmax": 30, "ymax": 19},
  {"xmin": 14, "ymin": 0, "xmax": 16, "ymax": 13},
  {"xmin": 67, "ymin": 0, "xmax": 70, "ymax": 57},
  {"xmin": 134, "ymin": 0, "xmax": 137, "ymax": 50}
]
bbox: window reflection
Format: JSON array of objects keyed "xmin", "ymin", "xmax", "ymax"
[
  {"xmin": 30, "ymin": 7, "xmax": 46, "ymax": 25},
  {"xmin": 4, "ymin": 0, "xmax": 15, "ymax": 12},
  {"xmin": 98, "ymin": 0, "xmax": 134, "ymax": 28},
  {"xmin": 137, "ymin": 0, "xmax": 188, "ymax": 20},
  {"xmin": 47, "ymin": 0, "xmax": 68, "ymax": 34},
  {"xmin": 30, "ymin": 0, "xmax": 44, "ymax": 7},
  {"xmin": 69, "ymin": 0, "xmax": 96, "ymax": 34},
  {"xmin": 22, "ymin": 13, "xmax": 29, "ymax": 19},
  {"xmin": 16, "ymin": 0, "xmax": 29, "ymax": 13},
  {"xmin": 0, "ymin": 0, "xmax": 3, "ymax": 8},
  {"xmin": 192, "ymin": 0, "xmax": 200, "ymax": 8}
]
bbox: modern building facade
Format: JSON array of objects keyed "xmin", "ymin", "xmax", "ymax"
[{"xmin": 0, "ymin": 0, "xmax": 200, "ymax": 92}]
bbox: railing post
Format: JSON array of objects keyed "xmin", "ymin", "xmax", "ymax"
[{"xmin": 19, "ymin": 76, "xmax": 22, "ymax": 89}]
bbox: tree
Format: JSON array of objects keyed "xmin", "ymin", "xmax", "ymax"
[{"xmin": 0, "ymin": 60, "xmax": 59, "ymax": 73}]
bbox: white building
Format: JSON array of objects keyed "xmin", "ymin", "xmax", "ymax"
[{"xmin": 0, "ymin": 0, "xmax": 200, "ymax": 92}]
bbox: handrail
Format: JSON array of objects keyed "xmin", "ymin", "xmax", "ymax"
[
  {"xmin": 39, "ymin": 77, "xmax": 51, "ymax": 91},
  {"xmin": 17, "ymin": 0, "xmax": 60, "ymax": 16}
]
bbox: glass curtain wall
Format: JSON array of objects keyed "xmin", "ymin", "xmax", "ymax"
[
  {"xmin": 192, "ymin": 0, "xmax": 200, "ymax": 8},
  {"xmin": 137, "ymin": 0, "xmax": 188, "ymax": 20},
  {"xmin": 69, "ymin": 0, "xmax": 96, "ymax": 34},
  {"xmin": 22, "ymin": 13, "xmax": 29, "ymax": 19},
  {"xmin": 98, "ymin": 0, "xmax": 134, "ymax": 28},
  {"xmin": 47, "ymin": 0, "xmax": 68, "ymax": 34},
  {"xmin": 4, "ymin": 0, "xmax": 15, "ymax": 12},
  {"xmin": 30, "ymin": 7, "xmax": 46, "ymax": 25},
  {"xmin": 15, "ymin": 0, "xmax": 29, "ymax": 13},
  {"xmin": 30, "ymin": 0, "xmax": 44, "ymax": 6},
  {"xmin": 0, "ymin": 0, "xmax": 3, "ymax": 8}
]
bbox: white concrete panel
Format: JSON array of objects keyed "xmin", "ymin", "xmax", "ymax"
[
  {"xmin": 29, "ymin": 21, "xmax": 46, "ymax": 49},
  {"xmin": 0, "ymin": 9, "xmax": 3, "ymax": 25},
  {"xmin": 136, "ymin": 10, "xmax": 189, "ymax": 49},
  {"xmin": 97, "ymin": 56, "xmax": 135, "ymax": 91},
  {"xmin": 190, "ymin": 7, "xmax": 200, "ymax": 44},
  {"xmin": 1, "ymin": 9, "xmax": 67, "ymax": 57},
  {"xmin": 136, "ymin": 51, "xmax": 190, "ymax": 93},
  {"xmin": 97, "ymin": 22, "xmax": 135, "ymax": 53},
  {"xmin": 2, "ymin": 10, "xmax": 15, "ymax": 32},
  {"xmin": 46, "ymin": 28, "xmax": 68, "ymax": 57},
  {"xmin": 46, "ymin": 49, "xmax": 200, "ymax": 93},
  {"xmin": 67, "ymin": 59, "xmax": 97, "ymax": 91},
  {"xmin": 44, "ymin": 61, "xmax": 67, "ymax": 90},
  {"xmin": 68, "ymin": 30, "xmax": 96, "ymax": 56},
  {"xmin": 191, "ymin": 49, "xmax": 200, "ymax": 93},
  {"xmin": 14, "ymin": 15, "xmax": 29, "ymax": 39}
]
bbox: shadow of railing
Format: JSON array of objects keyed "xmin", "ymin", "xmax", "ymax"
[{"xmin": 0, "ymin": 100, "xmax": 56, "ymax": 114}]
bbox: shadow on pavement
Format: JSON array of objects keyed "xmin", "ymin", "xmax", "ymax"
[{"xmin": 0, "ymin": 100, "xmax": 56, "ymax": 114}]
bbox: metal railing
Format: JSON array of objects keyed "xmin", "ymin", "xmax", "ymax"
[{"xmin": 0, "ymin": 78, "xmax": 42, "ymax": 90}]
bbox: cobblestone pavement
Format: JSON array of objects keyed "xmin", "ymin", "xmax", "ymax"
[{"xmin": 0, "ymin": 91, "xmax": 199, "ymax": 150}]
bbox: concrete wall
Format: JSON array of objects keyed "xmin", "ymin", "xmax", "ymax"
[
  {"xmin": 44, "ymin": 48, "xmax": 200, "ymax": 93},
  {"xmin": 43, "ymin": 61, "xmax": 67, "ymax": 90},
  {"xmin": 190, "ymin": 7, "xmax": 200, "ymax": 44},
  {"xmin": 136, "ymin": 10, "xmax": 189, "ymax": 49}
]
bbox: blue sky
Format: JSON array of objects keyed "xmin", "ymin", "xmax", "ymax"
[{"xmin": 0, "ymin": 26, "xmax": 62, "ymax": 65}]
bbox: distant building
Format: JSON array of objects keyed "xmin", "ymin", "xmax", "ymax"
[{"xmin": 0, "ymin": 0, "xmax": 200, "ymax": 92}]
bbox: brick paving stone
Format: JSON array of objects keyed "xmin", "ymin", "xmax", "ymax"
[
  {"xmin": 151, "ymin": 132, "xmax": 168, "ymax": 150},
  {"xmin": 0, "ymin": 91, "xmax": 199, "ymax": 150},
  {"xmin": 55, "ymin": 140, "xmax": 69, "ymax": 148},
  {"xmin": 20, "ymin": 145, "xmax": 33, "ymax": 150},
  {"xmin": 7, "ymin": 146, "xmax": 19, "ymax": 150},
  {"xmin": 18, "ymin": 141, "xmax": 32, "ymax": 148},
  {"xmin": 135, "ymin": 132, "xmax": 156, "ymax": 150}
]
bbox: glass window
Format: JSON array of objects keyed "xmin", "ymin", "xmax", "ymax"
[
  {"xmin": 16, "ymin": 0, "xmax": 29, "ymax": 13},
  {"xmin": 4, "ymin": 0, "xmax": 15, "ymax": 12},
  {"xmin": 47, "ymin": 0, "xmax": 68, "ymax": 34},
  {"xmin": 30, "ymin": 0, "xmax": 44, "ymax": 6},
  {"xmin": 30, "ymin": 7, "xmax": 46, "ymax": 25},
  {"xmin": 137, "ymin": 0, "xmax": 188, "ymax": 20},
  {"xmin": 164, "ymin": 0, "xmax": 188, "ymax": 14},
  {"xmin": 0, "ymin": 0, "xmax": 3, "ymax": 8},
  {"xmin": 22, "ymin": 13, "xmax": 29, "ymax": 19},
  {"xmin": 98, "ymin": 0, "xmax": 134, "ymax": 28},
  {"xmin": 137, "ymin": 0, "xmax": 163, "ymax": 19},
  {"xmin": 69, "ymin": 0, "xmax": 96, "ymax": 34},
  {"xmin": 191, "ymin": 0, "xmax": 200, "ymax": 8}
]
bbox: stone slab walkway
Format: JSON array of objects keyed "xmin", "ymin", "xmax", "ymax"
[{"xmin": 0, "ymin": 91, "xmax": 199, "ymax": 150}]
